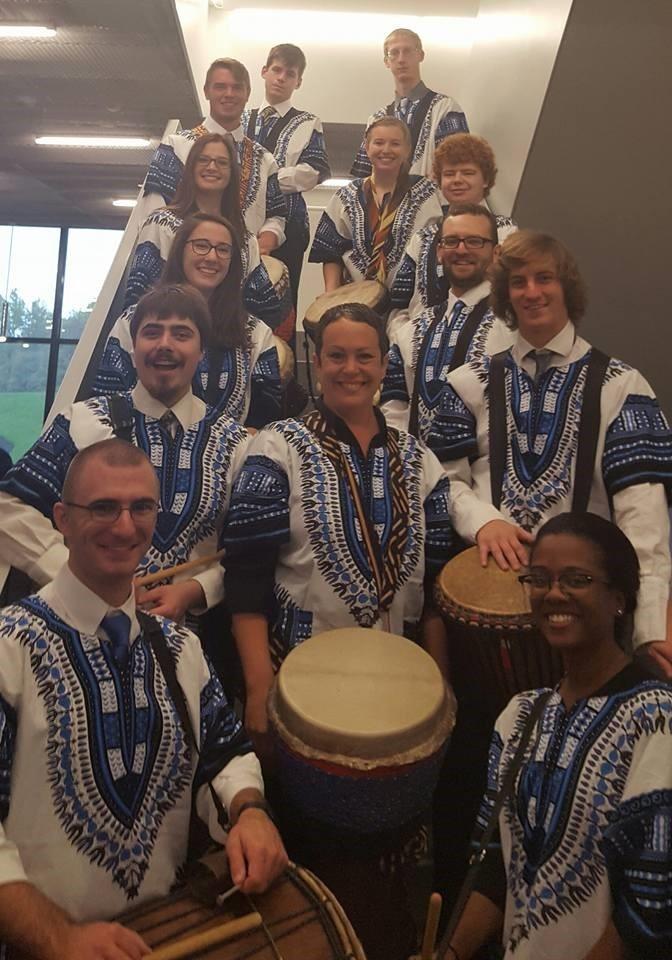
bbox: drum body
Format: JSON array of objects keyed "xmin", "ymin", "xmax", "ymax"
[
  {"xmin": 119, "ymin": 863, "xmax": 366, "ymax": 960},
  {"xmin": 303, "ymin": 280, "xmax": 388, "ymax": 340},
  {"xmin": 435, "ymin": 546, "xmax": 563, "ymax": 719},
  {"xmin": 269, "ymin": 628, "xmax": 456, "ymax": 835},
  {"xmin": 261, "ymin": 254, "xmax": 295, "ymax": 342}
]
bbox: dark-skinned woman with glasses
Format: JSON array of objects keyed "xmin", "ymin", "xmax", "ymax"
[
  {"xmin": 91, "ymin": 213, "xmax": 281, "ymax": 429},
  {"xmin": 122, "ymin": 133, "xmax": 290, "ymax": 335},
  {"xmin": 443, "ymin": 512, "xmax": 672, "ymax": 960}
]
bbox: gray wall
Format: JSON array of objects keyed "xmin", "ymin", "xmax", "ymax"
[{"xmin": 514, "ymin": 0, "xmax": 672, "ymax": 415}]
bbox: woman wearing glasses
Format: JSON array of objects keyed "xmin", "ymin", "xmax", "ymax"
[
  {"xmin": 91, "ymin": 213, "xmax": 281, "ymax": 428},
  {"xmin": 123, "ymin": 132, "xmax": 289, "ymax": 333},
  {"xmin": 445, "ymin": 512, "xmax": 672, "ymax": 960},
  {"xmin": 308, "ymin": 117, "xmax": 442, "ymax": 292}
]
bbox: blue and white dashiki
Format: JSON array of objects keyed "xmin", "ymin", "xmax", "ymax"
[
  {"xmin": 0, "ymin": 566, "xmax": 261, "ymax": 921},
  {"xmin": 308, "ymin": 175, "xmax": 443, "ymax": 289},
  {"xmin": 475, "ymin": 663, "xmax": 672, "ymax": 958},
  {"xmin": 0, "ymin": 386, "xmax": 249, "ymax": 605},
  {"xmin": 221, "ymin": 406, "xmax": 455, "ymax": 663},
  {"xmin": 350, "ymin": 86, "xmax": 469, "ymax": 179},
  {"xmin": 381, "ymin": 280, "xmax": 513, "ymax": 437},
  {"xmin": 428, "ymin": 322, "xmax": 672, "ymax": 647},
  {"xmin": 90, "ymin": 307, "xmax": 281, "ymax": 428}
]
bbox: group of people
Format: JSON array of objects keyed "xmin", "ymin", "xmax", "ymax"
[{"xmin": 0, "ymin": 25, "xmax": 672, "ymax": 960}]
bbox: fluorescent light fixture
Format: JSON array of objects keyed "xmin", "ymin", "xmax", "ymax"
[
  {"xmin": 319, "ymin": 178, "xmax": 352, "ymax": 189},
  {"xmin": 226, "ymin": 10, "xmax": 475, "ymax": 48},
  {"xmin": 35, "ymin": 136, "xmax": 152, "ymax": 148},
  {"xmin": 112, "ymin": 199, "xmax": 137, "ymax": 208},
  {"xmin": 0, "ymin": 25, "xmax": 56, "ymax": 39}
]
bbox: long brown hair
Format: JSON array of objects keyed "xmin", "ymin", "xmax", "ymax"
[
  {"xmin": 169, "ymin": 133, "xmax": 245, "ymax": 241},
  {"xmin": 161, "ymin": 213, "xmax": 248, "ymax": 350}
]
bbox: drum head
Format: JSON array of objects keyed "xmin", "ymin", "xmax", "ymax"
[
  {"xmin": 272, "ymin": 628, "xmax": 453, "ymax": 762},
  {"xmin": 303, "ymin": 280, "xmax": 388, "ymax": 336},
  {"xmin": 261, "ymin": 254, "xmax": 290, "ymax": 287},
  {"xmin": 437, "ymin": 545, "xmax": 532, "ymax": 620}
]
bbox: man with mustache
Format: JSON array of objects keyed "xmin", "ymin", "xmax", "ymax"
[
  {"xmin": 381, "ymin": 204, "xmax": 512, "ymax": 439},
  {"xmin": 0, "ymin": 283, "xmax": 248, "ymax": 623}
]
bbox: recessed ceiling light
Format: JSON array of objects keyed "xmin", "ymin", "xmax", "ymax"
[
  {"xmin": 113, "ymin": 199, "xmax": 137, "ymax": 208},
  {"xmin": 35, "ymin": 136, "xmax": 152, "ymax": 148},
  {"xmin": 319, "ymin": 178, "xmax": 352, "ymax": 189},
  {"xmin": 0, "ymin": 25, "xmax": 56, "ymax": 39}
]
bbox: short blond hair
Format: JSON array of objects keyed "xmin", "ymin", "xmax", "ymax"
[{"xmin": 384, "ymin": 28, "xmax": 423, "ymax": 58}]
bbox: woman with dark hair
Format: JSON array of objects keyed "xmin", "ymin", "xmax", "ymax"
[
  {"xmin": 124, "ymin": 133, "xmax": 290, "ymax": 333},
  {"xmin": 221, "ymin": 301, "xmax": 455, "ymax": 960},
  {"xmin": 91, "ymin": 213, "xmax": 281, "ymax": 427},
  {"xmin": 445, "ymin": 512, "xmax": 672, "ymax": 960},
  {"xmin": 309, "ymin": 117, "xmax": 442, "ymax": 291}
]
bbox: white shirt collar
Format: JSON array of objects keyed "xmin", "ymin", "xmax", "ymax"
[
  {"xmin": 131, "ymin": 383, "xmax": 205, "ymax": 431},
  {"xmin": 447, "ymin": 279, "xmax": 491, "ymax": 313},
  {"xmin": 259, "ymin": 98, "xmax": 292, "ymax": 117},
  {"xmin": 40, "ymin": 564, "xmax": 140, "ymax": 641},
  {"xmin": 514, "ymin": 320, "xmax": 576, "ymax": 363},
  {"xmin": 204, "ymin": 116, "xmax": 244, "ymax": 142}
]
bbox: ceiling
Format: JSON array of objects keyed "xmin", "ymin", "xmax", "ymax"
[{"xmin": 0, "ymin": 0, "xmax": 201, "ymax": 228}]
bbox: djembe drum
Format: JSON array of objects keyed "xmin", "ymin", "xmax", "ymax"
[
  {"xmin": 261, "ymin": 254, "xmax": 295, "ymax": 342},
  {"xmin": 117, "ymin": 861, "xmax": 366, "ymax": 960},
  {"xmin": 435, "ymin": 546, "xmax": 563, "ymax": 719},
  {"xmin": 302, "ymin": 280, "xmax": 388, "ymax": 341},
  {"xmin": 268, "ymin": 628, "xmax": 455, "ymax": 960}
]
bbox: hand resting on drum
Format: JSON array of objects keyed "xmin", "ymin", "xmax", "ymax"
[
  {"xmin": 476, "ymin": 519, "xmax": 534, "ymax": 571},
  {"xmin": 227, "ymin": 791, "xmax": 288, "ymax": 894}
]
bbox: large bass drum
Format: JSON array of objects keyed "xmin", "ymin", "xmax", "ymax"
[
  {"xmin": 117, "ymin": 862, "xmax": 366, "ymax": 960},
  {"xmin": 435, "ymin": 546, "xmax": 563, "ymax": 720}
]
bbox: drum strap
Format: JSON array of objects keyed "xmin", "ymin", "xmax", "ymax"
[
  {"xmin": 304, "ymin": 406, "xmax": 409, "ymax": 618},
  {"xmin": 425, "ymin": 230, "xmax": 449, "ymax": 308},
  {"xmin": 138, "ymin": 611, "xmax": 229, "ymax": 832},
  {"xmin": 438, "ymin": 690, "xmax": 553, "ymax": 959},
  {"xmin": 572, "ymin": 348, "xmax": 610, "ymax": 513},
  {"xmin": 488, "ymin": 347, "xmax": 610, "ymax": 513},
  {"xmin": 385, "ymin": 89, "xmax": 437, "ymax": 154},
  {"xmin": 108, "ymin": 393, "xmax": 135, "ymax": 443}
]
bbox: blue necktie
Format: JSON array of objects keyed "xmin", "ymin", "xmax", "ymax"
[
  {"xmin": 398, "ymin": 97, "xmax": 411, "ymax": 122},
  {"xmin": 101, "ymin": 611, "xmax": 131, "ymax": 670},
  {"xmin": 449, "ymin": 299, "xmax": 465, "ymax": 324},
  {"xmin": 259, "ymin": 105, "xmax": 277, "ymax": 142}
]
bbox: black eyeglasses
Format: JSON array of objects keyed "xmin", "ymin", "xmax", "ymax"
[
  {"xmin": 187, "ymin": 238, "xmax": 233, "ymax": 259},
  {"xmin": 65, "ymin": 499, "xmax": 159, "ymax": 524},
  {"xmin": 438, "ymin": 236, "xmax": 495, "ymax": 250},
  {"xmin": 195, "ymin": 156, "xmax": 230, "ymax": 171},
  {"xmin": 518, "ymin": 571, "xmax": 611, "ymax": 594}
]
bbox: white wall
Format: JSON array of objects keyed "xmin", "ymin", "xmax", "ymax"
[
  {"xmin": 459, "ymin": 0, "xmax": 574, "ymax": 216},
  {"xmin": 206, "ymin": 7, "xmax": 477, "ymax": 122}
]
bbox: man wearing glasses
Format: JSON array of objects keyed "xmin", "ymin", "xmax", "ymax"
[
  {"xmin": 428, "ymin": 229, "xmax": 672, "ymax": 668},
  {"xmin": 0, "ymin": 283, "xmax": 249, "ymax": 624},
  {"xmin": 381, "ymin": 204, "xmax": 512, "ymax": 439},
  {"xmin": 0, "ymin": 439, "xmax": 287, "ymax": 959},
  {"xmin": 350, "ymin": 28, "xmax": 468, "ymax": 180}
]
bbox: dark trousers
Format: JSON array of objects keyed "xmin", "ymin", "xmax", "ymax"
[{"xmin": 274, "ymin": 217, "xmax": 309, "ymax": 315}]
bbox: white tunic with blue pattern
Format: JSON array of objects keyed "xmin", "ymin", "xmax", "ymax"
[{"xmin": 479, "ymin": 668, "xmax": 672, "ymax": 958}]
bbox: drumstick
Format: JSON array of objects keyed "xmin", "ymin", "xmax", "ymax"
[
  {"xmin": 215, "ymin": 883, "xmax": 240, "ymax": 906},
  {"xmin": 147, "ymin": 911, "xmax": 263, "ymax": 960},
  {"xmin": 420, "ymin": 892, "xmax": 443, "ymax": 960},
  {"xmin": 136, "ymin": 550, "xmax": 225, "ymax": 588}
]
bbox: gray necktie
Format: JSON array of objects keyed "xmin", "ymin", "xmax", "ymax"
[
  {"xmin": 397, "ymin": 97, "xmax": 411, "ymax": 121},
  {"xmin": 160, "ymin": 410, "xmax": 177, "ymax": 439},
  {"xmin": 530, "ymin": 348, "xmax": 553, "ymax": 384}
]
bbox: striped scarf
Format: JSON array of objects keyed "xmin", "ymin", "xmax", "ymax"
[
  {"xmin": 304, "ymin": 407, "xmax": 409, "ymax": 617},
  {"xmin": 364, "ymin": 176, "xmax": 406, "ymax": 283}
]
